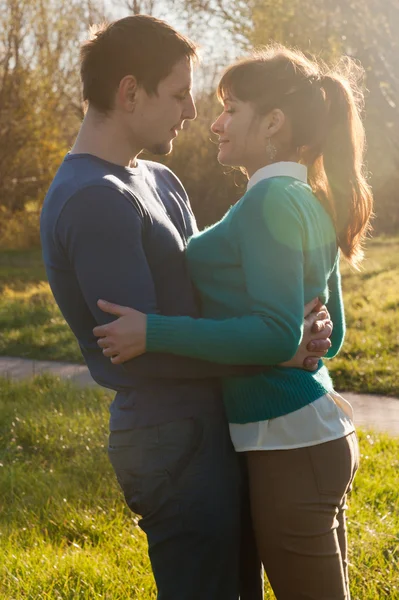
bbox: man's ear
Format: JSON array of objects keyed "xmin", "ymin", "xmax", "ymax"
[{"xmin": 117, "ymin": 75, "xmax": 138, "ymax": 112}]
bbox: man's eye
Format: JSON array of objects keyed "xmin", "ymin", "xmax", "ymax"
[
  {"xmin": 175, "ymin": 94, "xmax": 187, "ymax": 101},
  {"xmin": 225, "ymin": 109, "xmax": 234, "ymax": 114}
]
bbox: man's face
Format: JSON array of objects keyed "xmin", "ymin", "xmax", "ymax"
[{"xmin": 131, "ymin": 57, "xmax": 197, "ymax": 155}]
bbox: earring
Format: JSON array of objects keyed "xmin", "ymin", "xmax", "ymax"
[{"xmin": 266, "ymin": 137, "xmax": 277, "ymax": 161}]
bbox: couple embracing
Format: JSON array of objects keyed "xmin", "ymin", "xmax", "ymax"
[{"xmin": 41, "ymin": 14, "xmax": 373, "ymax": 600}]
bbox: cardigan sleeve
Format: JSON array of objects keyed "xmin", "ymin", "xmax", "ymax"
[
  {"xmin": 146, "ymin": 182, "xmax": 306, "ymax": 365},
  {"xmin": 324, "ymin": 254, "xmax": 346, "ymax": 358}
]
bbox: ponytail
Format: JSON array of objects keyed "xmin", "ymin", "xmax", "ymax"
[
  {"xmin": 311, "ymin": 70, "xmax": 373, "ymax": 267},
  {"xmin": 217, "ymin": 46, "xmax": 373, "ymax": 266}
]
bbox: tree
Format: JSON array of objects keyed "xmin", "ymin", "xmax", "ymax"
[
  {"xmin": 182, "ymin": 0, "xmax": 399, "ymax": 231},
  {"xmin": 0, "ymin": 0, "xmax": 110, "ymax": 212}
]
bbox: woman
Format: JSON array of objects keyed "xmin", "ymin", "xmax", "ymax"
[{"xmin": 93, "ymin": 45, "xmax": 373, "ymax": 599}]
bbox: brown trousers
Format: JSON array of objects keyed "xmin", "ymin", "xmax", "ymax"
[{"xmin": 246, "ymin": 432, "xmax": 359, "ymax": 600}]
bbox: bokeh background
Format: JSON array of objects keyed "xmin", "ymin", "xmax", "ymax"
[{"xmin": 1, "ymin": 0, "xmax": 398, "ymax": 244}]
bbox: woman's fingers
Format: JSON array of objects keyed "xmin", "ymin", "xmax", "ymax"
[
  {"xmin": 312, "ymin": 320, "xmax": 333, "ymax": 338},
  {"xmin": 308, "ymin": 338, "xmax": 331, "ymax": 353},
  {"xmin": 97, "ymin": 337, "xmax": 110, "ymax": 349},
  {"xmin": 303, "ymin": 357, "xmax": 320, "ymax": 371},
  {"xmin": 111, "ymin": 354, "xmax": 124, "ymax": 365},
  {"xmin": 304, "ymin": 297, "xmax": 320, "ymax": 317},
  {"xmin": 102, "ymin": 347, "xmax": 116, "ymax": 358},
  {"xmin": 97, "ymin": 336, "xmax": 119, "ymax": 358},
  {"xmin": 97, "ymin": 299, "xmax": 131, "ymax": 317}
]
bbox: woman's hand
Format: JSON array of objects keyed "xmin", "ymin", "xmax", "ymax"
[
  {"xmin": 93, "ymin": 296, "xmax": 332, "ymax": 369},
  {"xmin": 280, "ymin": 298, "xmax": 333, "ymax": 371},
  {"xmin": 93, "ymin": 300, "xmax": 147, "ymax": 364}
]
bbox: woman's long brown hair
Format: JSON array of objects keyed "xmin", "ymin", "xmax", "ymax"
[{"xmin": 217, "ymin": 45, "xmax": 374, "ymax": 267}]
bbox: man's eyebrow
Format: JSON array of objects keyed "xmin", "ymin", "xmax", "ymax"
[{"xmin": 175, "ymin": 84, "xmax": 192, "ymax": 93}]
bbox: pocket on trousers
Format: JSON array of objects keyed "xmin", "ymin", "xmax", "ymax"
[
  {"xmin": 108, "ymin": 418, "xmax": 203, "ymax": 520},
  {"xmin": 307, "ymin": 434, "xmax": 356, "ymax": 498},
  {"xmin": 108, "ymin": 428, "xmax": 146, "ymax": 515}
]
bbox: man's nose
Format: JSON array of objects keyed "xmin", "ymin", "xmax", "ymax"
[{"xmin": 183, "ymin": 93, "xmax": 197, "ymax": 121}]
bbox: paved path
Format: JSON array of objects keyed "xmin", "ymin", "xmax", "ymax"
[
  {"xmin": 0, "ymin": 356, "xmax": 94, "ymax": 388},
  {"xmin": 1, "ymin": 356, "xmax": 398, "ymax": 436}
]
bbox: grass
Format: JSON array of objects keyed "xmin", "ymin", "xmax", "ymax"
[
  {"xmin": 0, "ymin": 376, "xmax": 155, "ymax": 599},
  {"xmin": 0, "ymin": 238, "xmax": 398, "ymax": 395},
  {"xmin": 328, "ymin": 237, "xmax": 399, "ymax": 395},
  {"xmin": 0, "ymin": 375, "xmax": 398, "ymax": 598},
  {"xmin": 0, "ymin": 249, "xmax": 83, "ymax": 363}
]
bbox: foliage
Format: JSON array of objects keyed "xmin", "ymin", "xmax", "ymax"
[
  {"xmin": 0, "ymin": 205, "xmax": 41, "ymax": 250},
  {"xmin": 0, "ymin": 0, "xmax": 398, "ymax": 241},
  {"xmin": 187, "ymin": 0, "xmax": 399, "ymax": 233},
  {"xmin": 0, "ymin": 0, "xmax": 107, "ymax": 212}
]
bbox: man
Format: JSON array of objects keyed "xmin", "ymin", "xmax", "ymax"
[{"xmin": 40, "ymin": 15, "xmax": 332, "ymax": 600}]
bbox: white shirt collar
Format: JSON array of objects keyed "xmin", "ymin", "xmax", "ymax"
[{"xmin": 247, "ymin": 161, "xmax": 308, "ymax": 191}]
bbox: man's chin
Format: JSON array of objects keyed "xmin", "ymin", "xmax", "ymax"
[{"xmin": 145, "ymin": 141, "xmax": 173, "ymax": 156}]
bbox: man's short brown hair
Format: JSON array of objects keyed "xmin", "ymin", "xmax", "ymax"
[{"xmin": 80, "ymin": 15, "xmax": 198, "ymax": 113}]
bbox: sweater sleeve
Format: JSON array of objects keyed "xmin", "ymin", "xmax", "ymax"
[
  {"xmin": 146, "ymin": 183, "xmax": 305, "ymax": 365},
  {"xmin": 324, "ymin": 254, "xmax": 346, "ymax": 358},
  {"xmin": 56, "ymin": 185, "xmax": 265, "ymax": 379}
]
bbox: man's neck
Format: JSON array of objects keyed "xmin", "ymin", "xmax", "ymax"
[{"xmin": 71, "ymin": 108, "xmax": 141, "ymax": 168}]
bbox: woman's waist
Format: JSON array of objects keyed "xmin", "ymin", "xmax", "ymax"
[
  {"xmin": 224, "ymin": 362, "xmax": 332, "ymax": 388},
  {"xmin": 222, "ymin": 364, "xmax": 335, "ymax": 423}
]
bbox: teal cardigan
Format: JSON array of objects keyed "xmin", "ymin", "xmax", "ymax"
[{"xmin": 146, "ymin": 176, "xmax": 345, "ymax": 424}]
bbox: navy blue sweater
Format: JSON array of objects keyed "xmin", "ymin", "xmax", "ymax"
[{"xmin": 41, "ymin": 153, "xmax": 247, "ymax": 429}]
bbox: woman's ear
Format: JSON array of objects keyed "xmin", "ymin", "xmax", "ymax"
[{"xmin": 265, "ymin": 109, "xmax": 286, "ymax": 137}]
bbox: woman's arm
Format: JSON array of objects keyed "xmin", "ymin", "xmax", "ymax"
[
  {"xmin": 95, "ymin": 297, "xmax": 333, "ymax": 366},
  {"xmin": 143, "ymin": 189, "xmax": 305, "ymax": 364},
  {"xmin": 95, "ymin": 184, "xmax": 307, "ymax": 366},
  {"xmin": 324, "ymin": 255, "xmax": 346, "ymax": 358}
]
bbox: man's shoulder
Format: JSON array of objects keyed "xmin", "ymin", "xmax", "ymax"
[
  {"xmin": 139, "ymin": 158, "xmax": 173, "ymax": 176},
  {"xmin": 43, "ymin": 158, "xmax": 137, "ymax": 213},
  {"xmin": 139, "ymin": 159, "xmax": 187, "ymax": 193}
]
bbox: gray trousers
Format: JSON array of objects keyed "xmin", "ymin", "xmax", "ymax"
[
  {"xmin": 108, "ymin": 413, "xmax": 263, "ymax": 600},
  {"xmin": 246, "ymin": 432, "xmax": 359, "ymax": 600}
]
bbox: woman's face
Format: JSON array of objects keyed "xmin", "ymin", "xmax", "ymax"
[{"xmin": 211, "ymin": 96, "xmax": 271, "ymax": 177}]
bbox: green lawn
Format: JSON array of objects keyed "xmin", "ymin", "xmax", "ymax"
[
  {"xmin": 0, "ymin": 376, "xmax": 398, "ymax": 598},
  {"xmin": 329, "ymin": 237, "xmax": 399, "ymax": 395},
  {"xmin": 0, "ymin": 238, "xmax": 398, "ymax": 395}
]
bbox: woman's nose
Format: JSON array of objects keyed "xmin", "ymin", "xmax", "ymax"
[{"xmin": 211, "ymin": 114, "xmax": 224, "ymax": 134}]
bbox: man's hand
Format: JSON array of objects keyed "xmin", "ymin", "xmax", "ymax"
[
  {"xmin": 279, "ymin": 298, "xmax": 332, "ymax": 371},
  {"xmin": 93, "ymin": 300, "xmax": 147, "ymax": 364}
]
